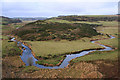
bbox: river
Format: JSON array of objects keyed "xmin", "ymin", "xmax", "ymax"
[{"xmin": 11, "ymin": 35, "xmax": 115, "ymax": 69}]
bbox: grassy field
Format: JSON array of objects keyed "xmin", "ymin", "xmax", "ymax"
[
  {"xmin": 46, "ymin": 19, "xmax": 71, "ymax": 23},
  {"xmin": 25, "ymin": 36, "xmax": 104, "ymax": 57},
  {"xmin": 97, "ymin": 27, "xmax": 118, "ymax": 35},
  {"xmin": 71, "ymin": 37, "xmax": 118, "ymax": 63},
  {"xmin": 1, "ymin": 35, "xmax": 9, "ymax": 39},
  {"xmin": 96, "ymin": 23, "xmax": 118, "ymax": 48},
  {"xmin": 71, "ymin": 21, "xmax": 118, "ymax": 63},
  {"xmin": 98, "ymin": 21, "xmax": 118, "ymax": 27},
  {"xmin": 25, "ymin": 35, "xmax": 109, "ymax": 65},
  {"xmin": 83, "ymin": 15, "xmax": 118, "ymax": 17},
  {"xmin": 98, "ymin": 37, "xmax": 118, "ymax": 48},
  {"xmin": 71, "ymin": 50, "xmax": 118, "ymax": 63},
  {"xmin": 36, "ymin": 55, "xmax": 65, "ymax": 65},
  {"xmin": 46, "ymin": 18, "xmax": 101, "ymax": 25},
  {"xmin": 0, "ymin": 40, "xmax": 1, "ymax": 57},
  {"xmin": 46, "ymin": 18, "xmax": 118, "ymax": 26},
  {"xmin": 2, "ymin": 36, "xmax": 21, "ymax": 57},
  {"xmin": 26, "ymin": 35, "xmax": 108, "ymax": 65},
  {"xmin": 96, "ymin": 21, "xmax": 118, "ymax": 35},
  {"xmin": 71, "ymin": 34, "xmax": 118, "ymax": 64},
  {"xmin": 25, "ymin": 21, "xmax": 118, "ymax": 65}
]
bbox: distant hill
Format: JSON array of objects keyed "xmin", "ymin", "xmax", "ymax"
[
  {"xmin": 13, "ymin": 20, "xmax": 100, "ymax": 41},
  {"xmin": 0, "ymin": 16, "xmax": 22, "ymax": 25},
  {"xmin": 12, "ymin": 15, "xmax": 119, "ymax": 41},
  {"xmin": 56, "ymin": 15, "xmax": 118, "ymax": 21},
  {"xmin": 14, "ymin": 17, "xmax": 47, "ymax": 21}
]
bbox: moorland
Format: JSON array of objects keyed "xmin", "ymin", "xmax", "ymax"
[{"xmin": 1, "ymin": 15, "xmax": 118, "ymax": 78}]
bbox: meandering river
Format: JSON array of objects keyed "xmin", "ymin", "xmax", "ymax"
[{"xmin": 11, "ymin": 35, "xmax": 115, "ymax": 69}]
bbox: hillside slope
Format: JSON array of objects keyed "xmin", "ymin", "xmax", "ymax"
[
  {"xmin": 13, "ymin": 20, "xmax": 100, "ymax": 41},
  {"xmin": 0, "ymin": 16, "xmax": 22, "ymax": 25}
]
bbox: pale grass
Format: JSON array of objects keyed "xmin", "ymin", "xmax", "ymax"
[
  {"xmin": 98, "ymin": 21, "xmax": 118, "ymax": 27},
  {"xmin": 98, "ymin": 37, "xmax": 118, "ymax": 48},
  {"xmin": 25, "ymin": 37, "xmax": 104, "ymax": 57},
  {"xmin": 99, "ymin": 27, "xmax": 118, "ymax": 35},
  {"xmin": 46, "ymin": 19, "xmax": 101, "ymax": 25}
]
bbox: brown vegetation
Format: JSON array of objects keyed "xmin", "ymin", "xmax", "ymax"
[{"xmin": 2, "ymin": 56, "xmax": 118, "ymax": 78}]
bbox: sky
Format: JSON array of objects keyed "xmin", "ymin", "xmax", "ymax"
[{"xmin": 1, "ymin": 0, "xmax": 119, "ymax": 18}]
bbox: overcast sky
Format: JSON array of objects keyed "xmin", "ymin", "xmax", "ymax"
[{"xmin": 1, "ymin": 0, "xmax": 119, "ymax": 18}]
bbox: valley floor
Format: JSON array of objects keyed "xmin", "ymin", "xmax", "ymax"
[{"xmin": 2, "ymin": 20, "xmax": 119, "ymax": 78}]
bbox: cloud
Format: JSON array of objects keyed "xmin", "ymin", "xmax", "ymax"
[
  {"xmin": 2, "ymin": 0, "xmax": 120, "ymax": 2},
  {"xmin": 1, "ymin": 1, "xmax": 118, "ymax": 17}
]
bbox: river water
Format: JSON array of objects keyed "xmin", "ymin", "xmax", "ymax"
[{"xmin": 11, "ymin": 35, "xmax": 115, "ymax": 69}]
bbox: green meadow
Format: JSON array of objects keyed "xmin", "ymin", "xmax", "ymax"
[
  {"xmin": 46, "ymin": 18, "xmax": 118, "ymax": 26},
  {"xmin": 28, "ymin": 20, "xmax": 118, "ymax": 65},
  {"xmin": 71, "ymin": 21, "xmax": 118, "ymax": 63},
  {"xmin": 26, "ymin": 35, "xmax": 105, "ymax": 65},
  {"xmin": 2, "ymin": 36, "xmax": 21, "ymax": 57},
  {"xmin": 25, "ymin": 36, "xmax": 104, "ymax": 57},
  {"xmin": 46, "ymin": 18, "xmax": 101, "ymax": 25},
  {"xmin": 71, "ymin": 36, "xmax": 118, "ymax": 63},
  {"xmin": 71, "ymin": 50, "xmax": 118, "ymax": 64},
  {"xmin": 98, "ymin": 21, "xmax": 118, "ymax": 27}
]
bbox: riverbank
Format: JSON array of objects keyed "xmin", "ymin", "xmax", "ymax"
[
  {"xmin": 25, "ymin": 35, "xmax": 107, "ymax": 57},
  {"xmin": 10, "ymin": 34, "xmax": 116, "ymax": 68},
  {"xmin": 70, "ymin": 35, "xmax": 118, "ymax": 64},
  {"xmin": 2, "ymin": 58, "xmax": 118, "ymax": 78},
  {"xmin": 7, "ymin": 24, "xmax": 118, "ymax": 67},
  {"xmin": 23, "ymin": 35, "xmax": 108, "ymax": 66},
  {"xmin": 11, "ymin": 34, "xmax": 117, "ymax": 67},
  {"xmin": 24, "ymin": 34, "xmax": 117, "ymax": 67}
]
